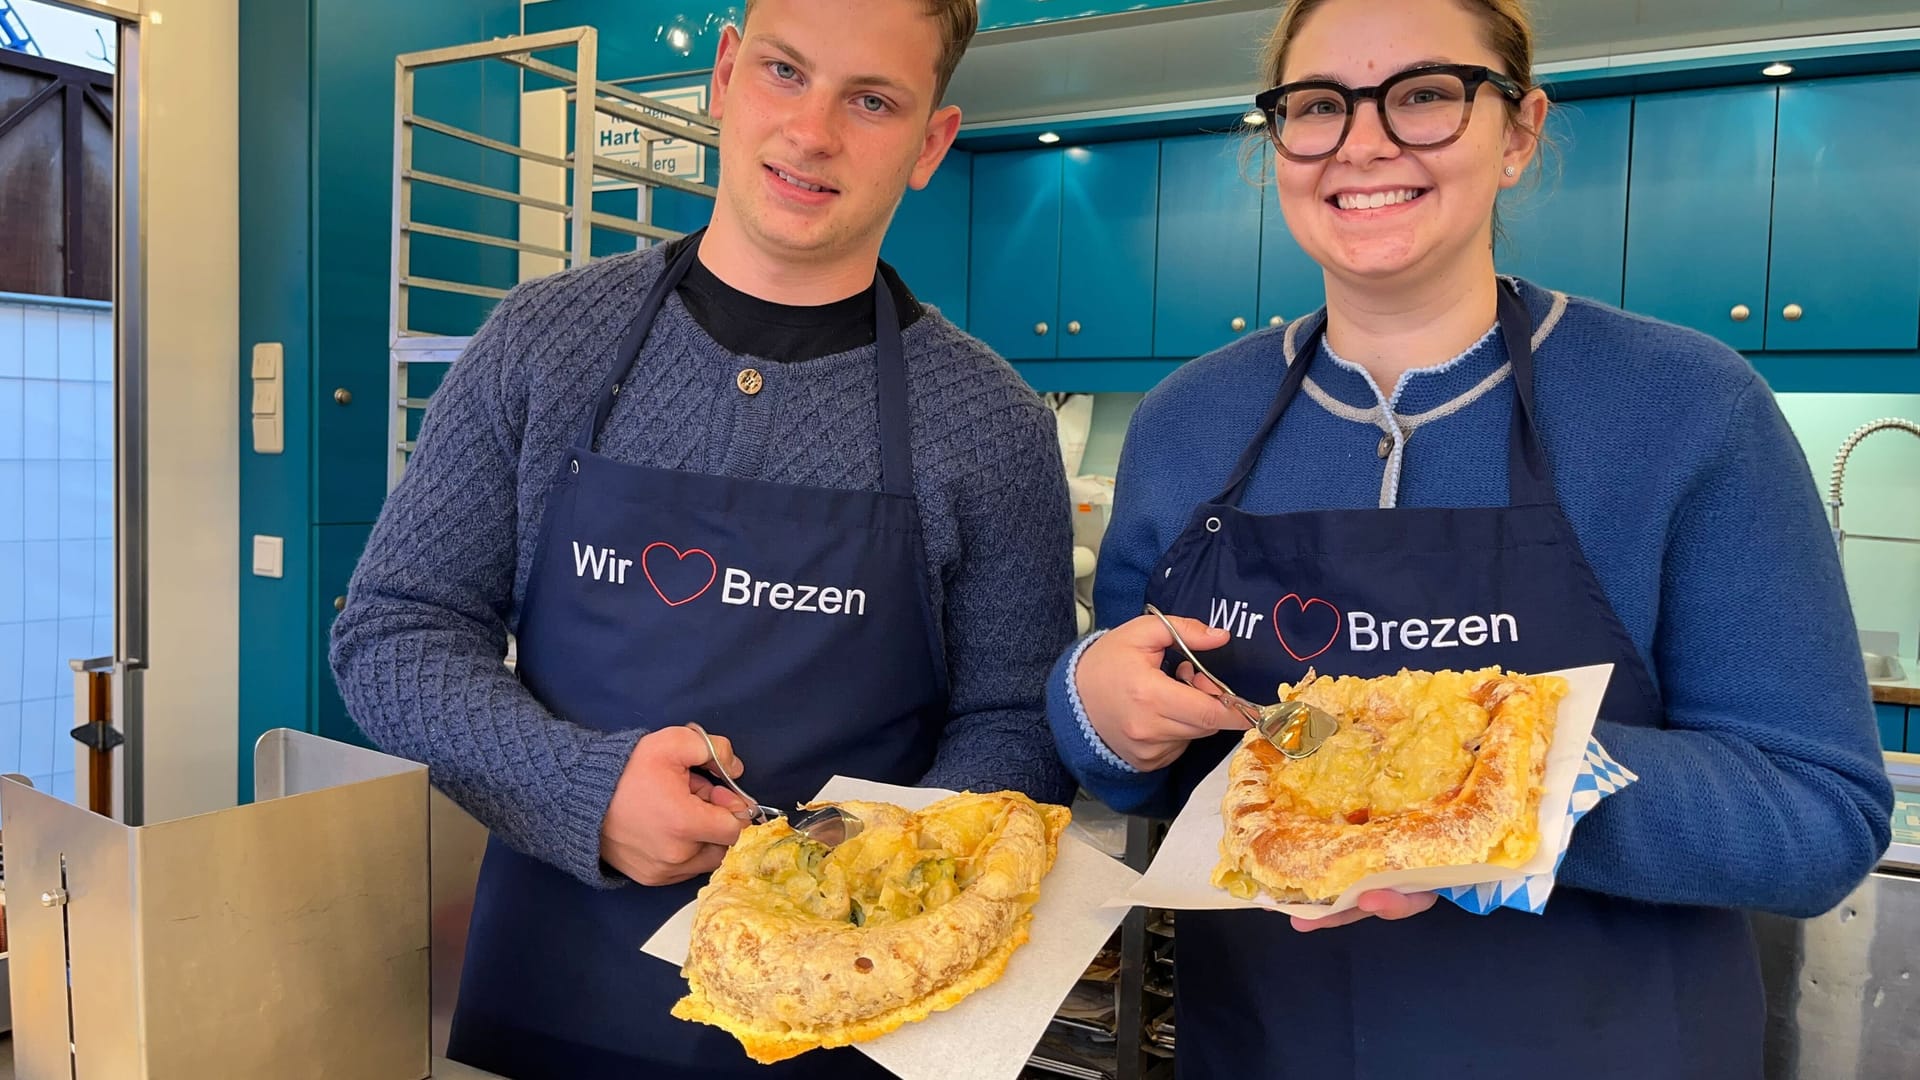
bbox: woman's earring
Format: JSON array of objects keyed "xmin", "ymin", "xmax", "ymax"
[{"xmin": 1503, "ymin": 165, "xmax": 1517, "ymax": 177}]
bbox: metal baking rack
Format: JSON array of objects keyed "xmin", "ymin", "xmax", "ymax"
[{"xmin": 1022, "ymin": 806, "xmax": 1174, "ymax": 1080}]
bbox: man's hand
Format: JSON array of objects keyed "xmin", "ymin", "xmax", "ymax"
[
  {"xmin": 600, "ymin": 726, "xmax": 753, "ymax": 885},
  {"xmin": 1290, "ymin": 890, "xmax": 1438, "ymax": 932}
]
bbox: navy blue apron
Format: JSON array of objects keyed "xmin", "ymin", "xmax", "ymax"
[
  {"xmin": 447, "ymin": 239, "xmax": 946, "ymax": 1079},
  {"xmin": 1147, "ymin": 284, "xmax": 1762, "ymax": 1079}
]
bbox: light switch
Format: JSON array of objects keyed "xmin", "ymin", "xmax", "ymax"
[
  {"xmin": 252, "ymin": 534, "xmax": 284, "ymax": 579},
  {"xmin": 251, "ymin": 343, "xmax": 281, "ymax": 379},
  {"xmin": 252, "ymin": 415, "xmax": 283, "ymax": 454},
  {"xmin": 251, "ymin": 342, "xmax": 284, "ymax": 454}
]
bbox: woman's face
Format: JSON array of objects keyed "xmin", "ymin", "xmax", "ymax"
[{"xmin": 1272, "ymin": 0, "xmax": 1546, "ymax": 289}]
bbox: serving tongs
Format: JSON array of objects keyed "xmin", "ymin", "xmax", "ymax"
[
  {"xmin": 686, "ymin": 723, "xmax": 865, "ymax": 846},
  {"xmin": 1141, "ymin": 604, "xmax": 1339, "ymax": 759}
]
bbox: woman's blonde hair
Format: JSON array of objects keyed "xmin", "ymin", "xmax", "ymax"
[{"xmin": 1260, "ymin": 0, "xmax": 1539, "ymax": 96}]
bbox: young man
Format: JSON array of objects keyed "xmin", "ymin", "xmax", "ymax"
[{"xmin": 328, "ymin": 1, "xmax": 1076, "ymax": 1076}]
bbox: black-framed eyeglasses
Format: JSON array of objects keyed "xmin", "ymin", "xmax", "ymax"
[{"xmin": 1253, "ymin": 63, "xmax": 1528, "ymax": 162}]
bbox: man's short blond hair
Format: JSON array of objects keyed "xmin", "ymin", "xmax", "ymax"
[{"xmin": 743, "ymin": 0, "xmax": 979, "ymax": 106}]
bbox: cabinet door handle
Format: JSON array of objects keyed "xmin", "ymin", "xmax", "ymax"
[
  {"xmin": 1066, "ymin": 321, "xmax": 1082, "ymax": 335},
  {"xmin": 1729, "ymin": 305, "xmax": 1750, "ymax": 323},
  {"xmin": 333, "ymin": 387, "xmax": 353, "ymax": 405},
  {"xmin": 1269, "ymin": 315, "xmax": 1284, "ymax": 328},
  {"xmin": 1230, "ymin": 317, "xmax": 1247, "ymax": 332},
  {"xmin": 1782, "ymin": 303, "xmax": 1804, "ymax": 322},
  {"xmin": 1034, "ymin": 322, "xmax": 1049, "ymax": 336}
]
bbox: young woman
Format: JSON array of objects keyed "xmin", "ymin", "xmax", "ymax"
[{"xmin": 1047, "ymin": 1, "xmax": 1893, "ymax": 1075}]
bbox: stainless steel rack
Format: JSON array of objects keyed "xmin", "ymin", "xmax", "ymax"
[{"xmin": 387, "ymin": 26, "xmax": 719, "ymax": 490}]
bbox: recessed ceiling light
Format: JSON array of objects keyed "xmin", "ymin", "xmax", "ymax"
[
  {"xmin": 1242, "ymin": 110, "xmax": 1266, "ymax": 127},
  {"xmin": 1763, "ymin": 62, "xmax": 1793, "ymax": 77},
  {"xmin": 1037, "ymin": 132, "xmax": 1061, "ymax": 144}
]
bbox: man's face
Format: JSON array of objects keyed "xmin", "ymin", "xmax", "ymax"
[{"xmin": 708, "ymin": 0, "xmax": 961, "ymax": 264}]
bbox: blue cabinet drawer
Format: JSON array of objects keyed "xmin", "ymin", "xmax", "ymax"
[
  {"xmin": 1058, "ymin": 141, "xmax": 1159, "ymax": 359},
  {"xmin": 969, "ymin": 149, "xmax": 1063, "ymax": 360},
  {"xmin": 1497, "ymin": 97, "xmax": 1632, "ymax": 307},
  {"xmin": 883, "ymin": 149, "xmax": 972, "ymax": 325},
  {"xmin": 1155, "ymin": 134, "xmax": 1263, "ymax": 359},
  {"xmin": 1878, "ymin": 701, "xmax": 1909, "ymax": 752},
  {"xmin": 1624, "ymin": 86, "xmax": 1776, "ymax": 351},
  {"xmin": 1768, "ymin": 74, "xmax": 1920, "ymax": 351}
]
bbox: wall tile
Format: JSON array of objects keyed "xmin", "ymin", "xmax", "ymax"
[
  {"xmin": 22, "ymin": 308, "xmax": 58, "ymax": 380},
  {"xmin": 0, "ymin": 461, "xmax": 21, "ymax": 542},
  {"xmin": 21, "ymin": 620, "xmax": 59, "ymax": 701},
  {"xmin": 96, "ymin": 380, "xmax": 113, "ymax": 459},
  {"xmin": 59, "ymin": 382, "xmax": 95, "ymax": 460},
  {"xmin": 0, "ymin": 622, "xmax": 21, "ymax": 704},
  {"xmin": 52, "ymin": 770, "xmax": 75, "ymax": 803},
  {"xmin": 0, "ymin": 305, "xmax": 23, "ymax": 377},
  {"xmin": 92, "ymin": 614, "xmax": 113, "ymax": 659},
  {"xmin": 58, "ymin": 617, "xmax": 93, "ymax": 670},
  {"xmin": 59, "ymin": 542, "xmax": 94, "ymax": 620},
  {"xmin": 0, "ymin": 542, "xmax": 21, "ymax": 622},
  {"xmin": 94, "ymin": 539, "xmax": 113, "ymax": 622},
  {"xmin": 22, "ymin": 542, "xmax": 57, "ymax": 621},
  {"xmin": 93, "ymin": 314, "xmax": 112, "ymax": 383},
  {"xmin": 0, "ymin": 701, "xmax": 19, "ymax": 774},
  {"xmin": 18, "ymin": 696, "xmax": 55, "ymax": 777},
  {"xmin": 23, "ymin": 461, "xmax": 57, "ymax": 541},
  {"xmin": 95, "ymin": 460, "xmax": 113, "ymax": 538},
  {"xmin": 23, "ymin": 380, "xmax": 56, "ymax": 461},
  {"xmin": 57, "ymin": 311, "xmax": 94, "ymax": 382},
  {"xmin": 59, "ymin": 461, "xmax": 94, "ymax": 540},
  {"xmin": 0, "ymin": 376, "xmax": 22, "ymax": 458}
]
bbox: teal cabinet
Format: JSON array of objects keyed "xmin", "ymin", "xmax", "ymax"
[
  {"xmin": 967, "ymin": 143, "xmax": 1160, "ymax": 359},
  {"xmin": 1256, "ymin": 153, "xmax": 1323, "ymax": 329},
  {"xmin": 1057, "ymin": 142, "xmax": 1159, "ymax": 359},
  {"xmin": 1767, "ymin": 75, "xmax": 1920, "ymax": 351},
  {"xmin": 1877, "ymin": 702, "xmax": 1909, "ymax": 753},
  {"xmin": 1496, "ymin": 97, "xmax": 1632, "ymax": 307},
  {"xmin": 969, "ymin": 149, "xmax": 1061, "ymax": 360},
  {"xmin": 883, "ymin": 149, "xmax": 972, "ymax": 324},
  {"xmin": 314, "ymin": 523, "xmax": 375, "ymax": 751},
  {"xmin": 1155, "ymin": 134, "xmax": 1263, "ymax": 358},
  {"xmin": 1624, "ymin": 86, "xmax": 1777, "ymax": 350}
]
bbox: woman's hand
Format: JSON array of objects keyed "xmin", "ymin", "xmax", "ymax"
[
  {"xmin": 1290, "ymin": 890, "xmax": 1438, "ymax": 932},
  {"xmin": 1074, "ymin": 614, "xmax": 1249, "ymax": 770}
]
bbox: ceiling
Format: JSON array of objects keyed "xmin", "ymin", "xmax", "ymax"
[{"xmin": 948, "ymin": 0, "xmax": 1920, "ymax": 125}]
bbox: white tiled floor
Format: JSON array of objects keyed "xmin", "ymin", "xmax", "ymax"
[{"xmin": 0, "ymin": 299, "xmax": 110, "ymax": 800}]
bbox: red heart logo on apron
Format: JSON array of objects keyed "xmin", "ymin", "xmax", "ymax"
[
  {"xmin": 1273, "ymin": 593, "xmax": 1342, "ymax": 662},
  {"xmin": 641, "ymin": 542, "xmax": 718, "ymax": 607}
]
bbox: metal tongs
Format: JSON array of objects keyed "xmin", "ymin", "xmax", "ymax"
[
  {"xmin": 685, "ymin": 724, "xmax": 865, "ymax": 846},
  {"xmin": 1142, "ymin": 604, "xmax": 1339, "ymax": 759}
]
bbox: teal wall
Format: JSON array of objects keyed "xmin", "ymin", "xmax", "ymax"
[{"xmin": 237, "ymin": 0, "xmax": 521, "ymax": 801}]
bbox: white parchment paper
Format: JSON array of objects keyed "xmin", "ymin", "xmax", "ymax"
[
  {"xmin": 643, "ymin": 776, "xmax": 1141, "ymax": 1079},
  {"xmin": 1109, "ymin": 663, "xmax": 1615, "ymax": 919}
]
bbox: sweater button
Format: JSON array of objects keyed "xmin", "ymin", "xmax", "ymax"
[
  {"xmin": 736, "ymin": 368, "xmax": 763, "ymax": 396},
  {"xmin": 1377, "ymin": 433, "xmax": 1393, "ymax": 459}
]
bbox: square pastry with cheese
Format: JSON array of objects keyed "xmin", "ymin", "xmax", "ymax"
[{"xmin": 1213, "ymin": 667, "xmax": 1567, "ymax": 904}]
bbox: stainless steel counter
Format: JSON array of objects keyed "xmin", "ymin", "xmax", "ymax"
[{"xmin": 0, "ymin": 1038, "xmax": 503, "ymax": 1079}]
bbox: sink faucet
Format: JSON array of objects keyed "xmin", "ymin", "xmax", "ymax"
[{"xmin": 1828, "ymin": 417, "xmax": 1920, "ymax": 570}]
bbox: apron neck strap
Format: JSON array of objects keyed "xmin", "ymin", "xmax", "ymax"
[
  {"xmin": 1215, "ymin": 313, "xmax": 1322, "ymax": 506},
  {"xmin": 578, "ymin": 240, "xmax": 915, "ymax": 499},
  {"xmin": 1215, "ymin": 280, "xmax": 1552, "ymax": 508},
  {"xmin": 580, "ymin": 238, "xmax": 704, "ymax": 450},
  {"xmin": 872, "ymin": 279, "xmax": 913, "ymax": 498},
  {"xmin": 1496, "ymin": 279, "xmax": 1554, "ymax": 504}
]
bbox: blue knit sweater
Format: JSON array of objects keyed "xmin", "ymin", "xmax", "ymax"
[
  {"xmin": 331, "ymin": 245, "xmax": 1077, "ymax": 888},
  {"xmin": 1049, "ymin": 281, "xmax": 1893, "ymax": 918}
]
